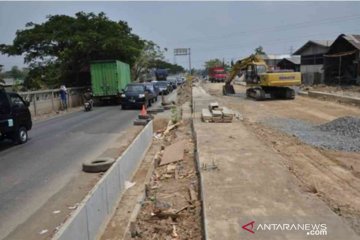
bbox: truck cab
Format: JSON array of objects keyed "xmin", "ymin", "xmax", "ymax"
[
  {"xmin": 209, "ymin": 67, "xmax": 227, "ymax": 83},
  {"xmin": 0, "ymin": 89, "xmax": 32, "ymax": 144}
]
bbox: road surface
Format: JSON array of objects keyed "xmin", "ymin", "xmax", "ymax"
[
  {"xmin": 0, "ymin": 105, "xmax": 139, "ymax": 238},
  {"xmin": 0, "ymin": 90, "xmax": 176, "ymax": 239}
]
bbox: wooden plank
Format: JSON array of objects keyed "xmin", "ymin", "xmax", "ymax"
[{"xmin": 160, "ymin": 140, "xmax": 186, "ymax": 166}]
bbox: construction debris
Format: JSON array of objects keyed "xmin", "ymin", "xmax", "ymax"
[
  {"xmin": 164, "ymin": 121, "xmax": 181, "ymax": 135},
  {"xmin": 159, "ymin": 140, "xmax": 186, "ymax": 166},
  {"xmin": 201, "ymin": 102, "xmax": 235, "ymax": 123},
  {"xmin": 188, "ymin": 185, "xmax": 197, "ymax": 202},
  {"xmin": 124, "ymin": 78, "xmax": 202, "ymax": 240}
]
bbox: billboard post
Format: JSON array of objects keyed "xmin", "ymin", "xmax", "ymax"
[{"xmin": 174, "ymin": 48, "xmax": 192, "ymax": 73}]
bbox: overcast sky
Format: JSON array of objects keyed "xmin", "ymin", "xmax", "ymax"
[{"xmin": 1, "ymin": 1, "xmax": 360, "ymax": 70}]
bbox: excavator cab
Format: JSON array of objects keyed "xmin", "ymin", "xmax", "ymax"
[{"xmin": 245, "ymin": 63, "xmax": 267, "ymax": 85}]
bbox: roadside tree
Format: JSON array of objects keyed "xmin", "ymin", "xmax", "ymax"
[{"xmin": 0, "ymin": 12, "xmax": 145, "ymax": 89}]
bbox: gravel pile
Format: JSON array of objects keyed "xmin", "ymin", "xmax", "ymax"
[
  {"xmin": 318, "ymin": 116, "xmax": 360, "ymax": 138},
  {"xmin": 264, "ymin": 116, "xmax": 360, "ymax": 152}
]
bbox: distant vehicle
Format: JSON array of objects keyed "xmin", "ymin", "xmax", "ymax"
[
  {"xmin": 167, "ymin": 78, "xmax": 178, "ymax": 89},
  {"xmin": 208, "ymin": 67, "xmax": 227, "ymax": 83},
  {"xmin": 155, "ymin": 69, "xmax": 168, "ymax": 81},
  {"xmin": 155, "ymin": 81, "xmax": 171, "ymax": 95},
  {"xmin": 0, "ymin": 89, "xmax": 32, "ymax": 144},
  {"xmin": 90, "ymin": 60, "xmax": 131, "ymax": 104},
  {"xmin": 120, "ymin": 83, "xmax": 152, "ymax": 109},
  {"xmin": 180, "ymin": 76, "xmax": 186, "ymax": 84},
  {"xmin": 143, "ymin": 82, "xmax": 159, "ymax": 103}
]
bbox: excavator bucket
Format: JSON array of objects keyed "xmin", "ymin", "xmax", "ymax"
[{"xmin": 223, "ymin": 84, "xmax": 235, "ymax": 95}]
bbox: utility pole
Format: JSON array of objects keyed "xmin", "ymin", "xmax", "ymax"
[{"xmin": 188, "ymin": 48, "xmax": 192, "ymax": 73}]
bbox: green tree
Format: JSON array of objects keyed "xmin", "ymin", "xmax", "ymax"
[
  {"xmin": 204, "ymin": 58, "xmax": 223, "ymax": 69},
  {"xmin": 0, "ymin": 12, "xmax": 145, "ymax": 89},
  {"xmin": 254, "ymin": 46, "xmax": 266, "ymax": 55},
  {"xmin": 9, "ymin": 66, "xmax": 24, "ymax": 80},
  {"xmin": 0, "ymin": 65, "xmax": 4, "ymax": 84},
  {"xmin": 148, "ymin": 60, "xmax": 184, "ymax": 74},
  {"xmin": 132, "ymin": 41, "xmax": 164, "ymax": 81}
]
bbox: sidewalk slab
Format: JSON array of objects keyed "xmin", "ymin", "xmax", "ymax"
[{"xmin": 192, "ymin": 84, "xmax": 359, "ymax": 240}]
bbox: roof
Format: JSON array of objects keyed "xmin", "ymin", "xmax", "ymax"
[
  {"xmin": 293, "ymin": 40, "xmax": 333, "ymax": 55},
  {"xmin": 341, "ymin": 34, "xmax": 360, "ymax": 50},
  {"xmin": 279, "ymin": 56, "xmax": 301, "ymax": 65},
  {"xmin": 260, "ymin": 54, "xmax": 291, "ymax": 60},
  {"xmin": 1, "ymin": 78, "xmax": 23, "ymax": 86}
]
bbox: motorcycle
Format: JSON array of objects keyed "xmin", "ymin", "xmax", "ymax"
[{"xmin": 84, "ymin": 100, "xmax": 93, "ymax": 111}]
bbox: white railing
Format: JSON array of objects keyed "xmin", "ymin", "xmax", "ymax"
[{"xmin": 18, "ymin": 87, "xmax": 87, "ymax": 116}]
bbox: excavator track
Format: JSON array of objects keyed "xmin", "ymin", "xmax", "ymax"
[
  {"xmin": 246, "ymin": 87, "xmax": 295, "ymax": 101},
  {"xmin": 246, "ymin": 87, "xmax": 266, "ymax": 100}
]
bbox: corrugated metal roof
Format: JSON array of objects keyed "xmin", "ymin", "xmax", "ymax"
[
  {"xmin": 2, "ymin": 78, "xmax": 23, "ymax": 86},
  {"xmin": 342, "ymin": 34, "xmax": 360, "ymax": 50},
  {"xmin": 293, "ymin": 40, "xmax": 333, "ymax": 55},
  {"xmin": 312, "ymin": 40, "xmax": 334, "ymax": 47},
  {"xmin": 260, "ymin": 54, "xmax": 291, "ymax": 60},
  {"xmin": 285, "ymin": 56, "xmax": 301, "ymax": 65},
  {"xmin": 277, "ymin": 56, "xmax": 301, "ymax": 65}
]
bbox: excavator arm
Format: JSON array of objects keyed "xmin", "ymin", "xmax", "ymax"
[{"xmin": 223, "ymin": 54, "xmax": 265, "ymax": 95}]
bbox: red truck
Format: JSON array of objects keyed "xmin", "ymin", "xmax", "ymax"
[{"xmin": 208, "ymin": 67, "xmax": 227, "ymax": 83}]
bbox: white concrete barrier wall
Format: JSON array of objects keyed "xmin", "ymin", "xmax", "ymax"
[
  {"xmin": 19, "ymin": 87, "xmax": 86, "ymax": 116},
  {"xmin": 54, "ymin": 121, "xmax": 153, "ymax": 240}
]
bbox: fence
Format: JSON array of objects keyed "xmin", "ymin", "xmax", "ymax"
[{"xmin": 18, "ymin": 87, "xmax": 87, "ymax": 116}]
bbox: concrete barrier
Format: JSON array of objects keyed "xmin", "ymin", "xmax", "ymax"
[
  {"xmin": 18, "ymin": 87, "xmax": 86, "ymax": 116},
  {"xmin": 306, "ymin": 90, "xmax": 360, "ymax": 107},
  {"xmin": 53, "ymin": 121, "xmax": 153, "ymax": 240}
]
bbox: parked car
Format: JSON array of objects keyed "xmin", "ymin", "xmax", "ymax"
[
  {"xmin": 143, "ymin": 82, "xmax": 159, "ymax": 103},
  {"xmin": 155, "ymin": 81, "xmax": 171, "ymax": 95},
  {"xmin": 0, "ymin": 89, "xmax": 32, "ymax": 144},
  {"xmin": 176, "ymin": 77, "xmax": 183, "ymax": 85},
  {"xmin": 120, "ymin": 83, "xmax": 152, "ymax": 109},
  {"xmin": 167, "ymin": 78, "xmax": 178, "ymax": 90}
]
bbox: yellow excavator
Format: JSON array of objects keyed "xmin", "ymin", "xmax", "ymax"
[{"xmin": 223, "ymin": 54, "xmax": 301, "ymax": 100}]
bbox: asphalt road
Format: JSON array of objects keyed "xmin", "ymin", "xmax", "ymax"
[{"xmin": 0, "ymin": 102, "xmax": 148, "ymax": 238}]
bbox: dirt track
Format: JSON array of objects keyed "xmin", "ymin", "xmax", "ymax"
[{"xmin": 202, "ymin": 82, "xmax": 360, "ymax": 235}]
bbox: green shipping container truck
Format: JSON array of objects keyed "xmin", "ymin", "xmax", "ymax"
[{"xmin": 90, "ymin": 60, "xmax": 131, "ymax": 102}]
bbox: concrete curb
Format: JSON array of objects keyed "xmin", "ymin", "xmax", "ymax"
[
  {"xmin": 53, "ymin": 121, "xmax": 153, "ymax": 240},
  {"xmin": 121, "ymin": 148, "xmax": 158, "ymax": 240},
  {"xmin": 301, "ymin": 90, "xmax": 360, "ymax": 107},
  {"xmin": 191, "ymin": 87, "xmax": 208, "ymax": 240}
]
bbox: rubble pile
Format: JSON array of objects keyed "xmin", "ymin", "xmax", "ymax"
[
  {"xmin": 265, "ymin": 116, "xmax": 360, "ymax": 152},
  {"xmin": 318, "ymin": 116, "xmax": 360, "ymax": 138}
]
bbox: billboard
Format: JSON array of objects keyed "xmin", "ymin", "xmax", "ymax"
[{"xmin": 174, "ymin": 48, "xmax": 190, "ymax": 56}]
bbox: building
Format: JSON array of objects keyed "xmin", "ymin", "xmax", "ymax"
[
  {"xmin": 323, "ymin": 34, "xmax": 360, "ymax": 85},
  {"xmin": 277, "ymin": 56, "xmax": 301, "ymax": 72},
  {"xmin": 260, "ymin": 54, "xmax": 291, "ymax": 70},
  {"xmin": 293, "ymin": 40, "xmax": 333, "ymax": 85},
  {"xmin": 0, "ymin": 78, "xmax": 23, "ymax": 91}
]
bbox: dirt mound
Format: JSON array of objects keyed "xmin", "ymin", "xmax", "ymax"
[{"xmin": 318, "ymin": 116, "xmax": 360, "ymax": 138}]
